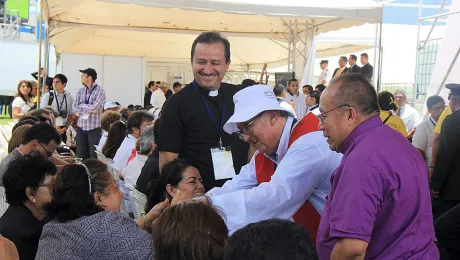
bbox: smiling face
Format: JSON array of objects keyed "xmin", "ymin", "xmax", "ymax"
[
  {"xmin": 167, "ymin": 166, "xmax": 205, "ymax": 198},
  {"xmin": 192, "ymin": 42, "xmax": 230, "ymax": 91},
  {"xmin": 19, "ymin": 82, "xmax": 32, "ymax": 96}
]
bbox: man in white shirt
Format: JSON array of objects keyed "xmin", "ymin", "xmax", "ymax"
[
  {"xmin": 206, "ymin": 85, "xmax": 342, "ymax": 238},
  {"xmin": 40, "ymin": 74, "xmax": 74, "ymax": 142},
  {"xmin": 273, "ymin": 84, "xmax": 297, "ymax": 119},
  {"xmin": 394, "ymin": 89, "xmax": 422, "ymax": 139},
  {"xmin": 150, "ymin": 82, "xmax": 166, "ymax": 109},
  {"xmin": 112, "ymin": 111, "xmax": 154, "ymax": 172},
  {"xmin": 285, "ymin": 79, "xmax": 307, "ymax": 119},
  {"xmin": 317, "ymin": 60, "xmax": 331, "ymax": 86},
  {"xmin": 412, "ymin": 95, "xmax": 445, "ymax": 165},
  {"xmin": 306, "ymin": 90, "xmax": 321, "ymax": 116}
]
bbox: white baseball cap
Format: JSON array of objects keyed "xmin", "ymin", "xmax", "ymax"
[
  {"xmin": 104, "ymin": 101, "xmax": 119, "ymax": 110},
  {"xmin": 223, "ymin": 85, "xmax": 296, "ymax": 134}
]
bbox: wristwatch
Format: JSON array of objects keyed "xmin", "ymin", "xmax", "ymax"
[{"xmin": 428, "ymin": 163, "xmax": 434, "ymax": 169}]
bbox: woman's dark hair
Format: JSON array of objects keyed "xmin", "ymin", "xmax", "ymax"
[
  {"xmin": 45, "ymin": 159, "xmax": 112, "ymax": 222},
  {"xmin": 102, "ymin": 121, "xmax": 127, "ymax": 159},
  {"xmin": 145, "ymin": 159, "xmax": 193, "ymax": 212},
  {"xmin": 120, "ymin": 108, "xmax": 130, "ymax": 121},
  {"xmin": 3, "ymin": 152, "xmax": 57, "ymax": 205},
  {"xmin": 101, "ymin": 110, "xmax": 122, "ymax": 132},
  {"xmin": 8, "ymin": 125, "xmax": 32, "ymax": 153},
  {"xmin": 378, "ymin": 91, "xmax": 399, "ymax": 111},
  {"xmin": 17, "ymin": 80, "xmax": 33, "ymax": 102},
  {"xmin": 152, "ymin": 202, "xmax": 228, "ymax": 260},
  {"xmin": 12, "ymin": 119, "xmax": 37, "ymax": 133}
]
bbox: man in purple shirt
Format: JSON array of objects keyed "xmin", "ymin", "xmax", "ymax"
[{"xmin": 316, "ymin": 74, "xmax": 439, "ymax": 259}]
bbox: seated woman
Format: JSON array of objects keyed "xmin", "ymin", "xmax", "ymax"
[
  {"xmin": 145, "ymin": 158, "xmax": 205, "ymax": 212},
  {"xmin": 35, "ymin": 159, "xmax": 158, "ymax": 260},
  {"xmin": 97, "ymin": 111, "xmax": 122, "ymax": 152},
  {"xmin": 378, "ymin": 91, "xmax": 408, "ymax": 137},
  {"xmin": 8, "ymin": 125, "xmax": 32, "ymax": 153},
  {"xmin": 0, "ymin": 153, "xmax": 57, "ymax": 260},
  {"xmin": 102, "ymin": 121, "xmax": 126, "ymax": 159},
  {"xmin": 152, "ymin": 201, "xmax": 228, "ymax": 260}
]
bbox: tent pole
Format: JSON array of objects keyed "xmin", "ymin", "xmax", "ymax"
[
  {"xmin": 37, "ymin": 0, "xmax": 44, "ymax": 109},
  {"xmin": 377, "ymin": 22, "xmax": 383, "ymax": 92},
  {"xmin": 434, "ymin": 44, "xmax": 460, "ymax": 96},
  {"xmin": 413, "ymin": 0, "xmax": 422, "ymax": 105},
  {"xmin": 373, "ymin": 23, "xmax": 379, "ymax": 87},
  {"xmin": 293, "ymin": 19, "xmax": 297, "ymax": 77},
  {"xmin": 421, "ymin": 0, "xmax": 446, "ymax": 50},
  {"xmin": 288, "ymin": 20, "xmax": 292, "ymax": 72}
]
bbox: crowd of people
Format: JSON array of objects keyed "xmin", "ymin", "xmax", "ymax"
[{"xmin": 0, "ymin": 30, "xmax": 458, "ymax": 260}]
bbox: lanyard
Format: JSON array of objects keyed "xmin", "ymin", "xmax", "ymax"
[
  {"xmin": 192, "ymin": 81, "xmax": 226, "ymax": 147},
  {"xmin": 429, "ymin": 116, "xmax": 436, "ymax": 127},
  {"xmin": 85, "ymin": 85, "xmax": 97, "ymax": 104},
  {"xmin": 54, "ymin": 91, "xmax": 67, "ymax": 113}
]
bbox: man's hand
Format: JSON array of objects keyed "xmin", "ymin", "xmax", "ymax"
[{"xmin": 431, "ymin": 189, "xmax": 439, "ymax": 198}]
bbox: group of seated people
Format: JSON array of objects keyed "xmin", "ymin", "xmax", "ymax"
[{"xmin": 0, "ymin": 109, "xmax": 319, "ymax": 260}]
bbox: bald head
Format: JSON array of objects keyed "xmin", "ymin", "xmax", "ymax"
[{"xmin": 326, "ymin": 74, "xmax": 379, "ymax": 117}]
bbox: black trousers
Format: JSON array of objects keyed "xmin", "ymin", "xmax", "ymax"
[
  {"xmin": 432, "ymin": 199, "xmax": 460, "ymax": 220},
  {"xmin": 76, "ymin": 127, "xmax": 101, "ymax": 160},
  {"xmin": 435, "ymin": 203, "xmax": 460, "ymax": 260}
]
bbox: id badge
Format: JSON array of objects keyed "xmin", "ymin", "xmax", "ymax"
[
  {"xmin": 211, "ymin": 146, "xmax": 236, "ymax": 180},
  {"xmin": 80, "ymin": 114, "xmax": 89, "ymax": 120}
]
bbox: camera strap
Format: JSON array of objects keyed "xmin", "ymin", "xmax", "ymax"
[{"xmin": 54, "ymin": 91, "xmax": 67, "ymax": 115}]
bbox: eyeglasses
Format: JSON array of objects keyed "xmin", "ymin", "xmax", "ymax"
[
  {"xmin": 38, "ymin": 143, "xmax": 54, "ymax": 157},
  {"xmin": 430, "ymin": 104, "xmax": 446, "ymax": 111},
  {"xmin": 234, "ymin": 112, "xmax": 265, "ymax": 140},
  {"xmin": 317, "ymin": 104, "xmax": 350, "ymax": 124}
]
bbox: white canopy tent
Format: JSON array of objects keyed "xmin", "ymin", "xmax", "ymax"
[{"xmin": 44, "ymin": 0, "xmax": 383, "ymax": 77}]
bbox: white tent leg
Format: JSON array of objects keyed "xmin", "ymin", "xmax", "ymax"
[
  {"xmin": 413, "ymin": 0, "xmax": 423, "ymax": 105},
  {"xmin": 435, "ymin": 44, "xmax": 460, "ymax": 96},
  {"xmin": 377, "ymin": 22, "xmax": 383, "ymax": 92}
]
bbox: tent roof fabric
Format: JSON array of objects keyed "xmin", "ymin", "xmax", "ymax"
[{"xmin": 45, "ymin": 0, "xmax": 382, "ymax": 71}]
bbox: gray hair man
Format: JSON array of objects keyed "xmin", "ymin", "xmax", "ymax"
[{"xmin": 394, "ymin": 89, "xmax": 422, "ymax": 139}]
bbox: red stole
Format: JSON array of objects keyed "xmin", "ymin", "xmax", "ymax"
[{"xmin": 254, "ymin": 113, "xmax": 321, "ymax": 243}]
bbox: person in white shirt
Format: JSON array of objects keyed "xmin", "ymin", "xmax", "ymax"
[
  {"xmin": 306, "ymin": 90, "xmax": 321, "ymax": 116},
  {"xmin": 40, "ymin": 74, "xmax": 74, "ymax": 141},
  {"xmin": 204, "ymin": 85, "xmax": 342, "ymax": 236},
  {"xmin": 12, "ymin": 80, "xmax": 34, "ymax": 120},
  {"xmin": 285, "ymin": 79, "xmax": 307, "ymax": 119},
  {"xmin": 150, "ymin": 83, "xmax": 166, "ymax": 109},
  {"xmin": 412, "ymin": 95, "xmax": 445, "ymax": 166},
  {"xmin": 112, "ymin": 111, "xmax": 153, "ymax": 215},
  {"xmin": 273, "ymin": 84, "xmax": 297, "ymax": 119},
  {"xmin": 121, "ymin": 124, "xmax": 155, "ymax": 187},
  {"xmin": 112, "ymin": 111, "xmax": 154, "ymax": 173},
  {"xmin": 394, "ymin": 89, "xmax": 422, "ymax": 139},
  {"xmin": 317, "ymin": 60, "xmax": 331, "ymax": 86}
]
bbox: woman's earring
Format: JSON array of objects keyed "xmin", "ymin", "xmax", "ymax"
[{"xmin": 33, "ymin": 199, "xmax": 36, "ymax": 203}]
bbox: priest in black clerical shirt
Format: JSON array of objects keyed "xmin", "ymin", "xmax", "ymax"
[{"xmin": 157, "ymin": 31, "xmax": 249, "ymax": 191}]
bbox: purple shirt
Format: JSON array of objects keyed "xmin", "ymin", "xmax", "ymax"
[
  {"xmin": 316, "ymin": 116, "xmax": 439, "ymax": 260},
  {"xmin": 72, "ymin": 83, "xmax": 105, "ymax": 131}
]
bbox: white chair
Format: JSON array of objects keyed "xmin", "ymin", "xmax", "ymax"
[
  {"xmin": 126, "ymin": 184, "xmax": 147, "ymax": 220},
  {"xmin": 95, "ymin": 150, "xmax": 107, "ymax": 161},
  {"xmin": 0, "ymin": 186, "xmax": 9, "ymax": 217}
]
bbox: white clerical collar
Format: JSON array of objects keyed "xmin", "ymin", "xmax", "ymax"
[{"xmin": 209, "ymin": 90, "xmax": 218, "ymax": 97}]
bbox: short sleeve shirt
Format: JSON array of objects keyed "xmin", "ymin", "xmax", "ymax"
[
  {"xmin": 379, "ymin": 111, "xmax": 408, "ymax": 137},
  {"xmin": 316, "ymin": 116, "xmax": 439, "ymax": 259},
  {"xmin": 12, "ymin": 97, "xmax": 33, "ymax": 114},
  {"xmin": 157, "ymin": 82, "xmax": 249, "ymax": 190},
  {"xmin": 412, "ymin": 116, "xmax": 436, "ymax": 165}
]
